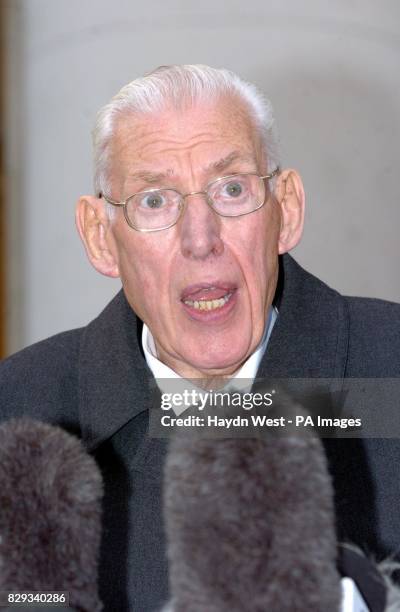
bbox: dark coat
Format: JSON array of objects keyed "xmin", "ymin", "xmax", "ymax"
[{"xmin": 1, "ymin": 254, "xmax": 400, "ymax": 612}]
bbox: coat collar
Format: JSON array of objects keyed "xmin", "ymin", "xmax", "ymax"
[
  {"xmin": 78, "ymin": 254, "xmax": 350, "ymax": 450},
  {"xmin": 257, "ymin": 255, "xmax": 349, "ymax": 379}
]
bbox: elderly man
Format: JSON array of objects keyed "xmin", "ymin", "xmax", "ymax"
[{"xmin": 1, "ymin": 65, "xmax": 400, "ymax": 611}]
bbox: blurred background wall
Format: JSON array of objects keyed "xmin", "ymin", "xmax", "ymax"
[{"xmin": 2, "ymin": 0, "xmax": 399, "ymax": 356}]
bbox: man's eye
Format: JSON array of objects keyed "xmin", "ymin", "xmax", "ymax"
[
  {"xmin": 223, "ymin": 181, "xmax": 244, "ymax": 198},
  {"xmin": 140, "ymin": 193, "xmax": 166, "ymax": 209}
]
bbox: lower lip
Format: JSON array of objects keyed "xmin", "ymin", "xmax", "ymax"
[{"xmin": 181, "ymin": 290, "xmax": 238, "ymax": 323}]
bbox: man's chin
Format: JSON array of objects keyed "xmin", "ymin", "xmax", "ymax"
[
  {"xmin": 154, "ymin": 329, "xmax": 252, "ymax": 379},
  {"xmin": 184, "ymin": 349, "xmax": 249, "ymax": 380}
]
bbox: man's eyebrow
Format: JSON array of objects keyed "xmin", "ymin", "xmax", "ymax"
[
  {"xmin": 127, "ymin": 170, "xmax": 174, "ymax": 185},
  {"xmin": 208, "ymin": 151, "xmax": 254, "ymax": 173}
]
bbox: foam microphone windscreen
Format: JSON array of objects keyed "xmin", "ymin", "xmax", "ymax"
[
  {"xmin": 164, "ymin": 402, "xmax": 342, "ymax": 612},
  {"xmin": 0, "ymin": 418, "xmax": 103, "ymax": 612}
]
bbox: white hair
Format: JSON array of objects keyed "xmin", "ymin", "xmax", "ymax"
[{"xmin": 92, "ymin": 64, "xmax": 281, "ymax": 206}]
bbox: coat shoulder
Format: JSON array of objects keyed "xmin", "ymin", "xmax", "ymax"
[
  {"xmin": 0, "ymin": 329, "xmax": 83, "ymax": 430},
  {"xmin": 344, "ymin": 296, "xmax": 400, "ymax": 376}
]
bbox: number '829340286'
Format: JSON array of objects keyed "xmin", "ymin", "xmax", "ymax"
[{"xmin": 0, "ymin": 591, "xmax": 68, "ymax": 607}]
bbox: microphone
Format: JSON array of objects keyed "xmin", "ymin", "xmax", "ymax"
[
  {"xmin": 0, "ymin": 417, "xmax": 103, "ymax": 612},
  {"xmin": 163, "ymin": 401, "xmax": 342, "ymax": 611}
]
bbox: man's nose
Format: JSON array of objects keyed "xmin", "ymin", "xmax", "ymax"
[{"xmin": 179, "ymin": 192, "xmax": 224, "ymax": 260}]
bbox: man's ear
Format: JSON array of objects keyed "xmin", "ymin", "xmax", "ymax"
[
  {"xmin": 75, "ymin": 195, "xmax": 120, "ymax": 278},
  {"xmin": 274, "ymin": 169, "xmax": 305, "ymax": 255}
]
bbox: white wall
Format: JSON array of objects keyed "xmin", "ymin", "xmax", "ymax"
[{"xmin": 4, "ymin": 0, "xmax": 400, "ymax": 354}]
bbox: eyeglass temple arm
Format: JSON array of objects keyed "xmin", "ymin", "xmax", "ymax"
[
  {"xmin": 98, "ymin": 193, "xmax": 125, "ymax": 207},
  {"xmin": 261, "ymin": 166, "xmax": 280, "ymax": 180}
]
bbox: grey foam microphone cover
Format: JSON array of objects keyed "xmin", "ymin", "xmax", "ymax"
[
  {"xmin": 0, "ymin": 418, "xmax": 103, "ymax": 612},
  {"xmin": 164, "ymin": 403, "xmax": 341, "ymax": 611}
]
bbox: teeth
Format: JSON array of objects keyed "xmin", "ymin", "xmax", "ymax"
[{"xmin": 185, "ymin": 293, "xmax": 232, "ymax": 311}]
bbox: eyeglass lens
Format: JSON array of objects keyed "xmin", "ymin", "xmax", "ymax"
[{"xmin": 125, "ymin": 174, "xmax": 266, "ymax": 230}]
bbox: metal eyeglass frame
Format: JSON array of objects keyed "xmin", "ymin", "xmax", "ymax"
[{"xmin": 99, "ymin": 167, "xmax": 280, "ymax": 233}]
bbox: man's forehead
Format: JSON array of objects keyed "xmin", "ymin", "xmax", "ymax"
[
  {"xmin": 110, "ymin": 97, "xmax": 264, "ymax": 186},
  {"xmin": 114, "ymin": 95, "xmax": 258, "ymax": 147}
]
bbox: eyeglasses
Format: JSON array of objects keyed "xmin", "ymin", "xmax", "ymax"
[{"xmin": 99, "ymin": 168, "xmax": 280, "ymax": 232}]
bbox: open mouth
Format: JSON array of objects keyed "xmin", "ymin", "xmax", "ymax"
[
  {"xmin": 180, "ymin": 283, "xmax": 237, "ymax": 317},
  {"xmin": 183, "ymin": 292, "xmax": 233, "ymax": 311}
]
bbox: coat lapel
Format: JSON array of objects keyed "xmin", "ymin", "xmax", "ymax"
[
  {"xmin": 258, "ymin": 255, "xmax": 349, "ymax": 379},
  {"xmin": 77, "ymin": 290, "xmax": 152, "ymax": 451}
]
